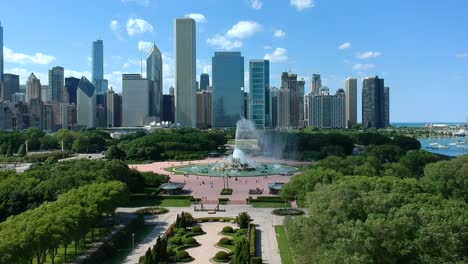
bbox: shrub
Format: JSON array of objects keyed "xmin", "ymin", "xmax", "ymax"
[
  {"xmin": 214, "ymin": 251, "xmax": 229, "ymax": 261},
  {"xmin": 176, "ymin": 250, "xmax": 191, "ymax": 261},
  {"xmin": 272, "ymin": 208, "xmax": 304, "ymax": 216},
  {"xmin": 249, "ymin": 226, "xmax": 256, "ymax": 257},
  {"xmin": 192, "ymin": 226, "xmax": 203, "ymax": 233},
  {"xmin": 251, "ymin": 256, "xmax": 262, "ymax": 264},
  {"xmin": 184, "ymin": 237, "xmax": 197, "ymax": 245},
  {"xmin": 222, "ymin": 226, "xmax": 234, "ymax": 233},
  {"xmin": 218, "ymin": 237, "xmax": 233, "ymax": 245},
  {"xmin": 169, "ymin": 235, "xmax": 182, "ymax": 246},
  {"xmin": 136, "ymin": 207, "xmax": 169, "ymax": 215},
  {"xmin": 220, "ymin": 188, "xmax": 233, "ymax": 195},
  {"xmin": 236, "ymin": 212, "xmax": 251, "ymax": 229}
]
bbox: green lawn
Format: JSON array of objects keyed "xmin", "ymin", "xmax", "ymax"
[
  {"xmin": 250, "ymin": 202, "xmax": 291, "ymax": 208},
  {"xmin": 275, "ymin": 225, "xmax": 294, "ymax": 264},
  {"xmin": 155, "ymin": 198, "xmax": 192, "ymax": 207}
]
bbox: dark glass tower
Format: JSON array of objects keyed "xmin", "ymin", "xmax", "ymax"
[
  {"xmin": 362, "ymin": 76, "xmax": 389, "ymax": 128},
  {"xmin": 65, "ymin": 77, "xmax": 80, "ymax": 105},
  {"xmin": 200, "ymin": 73, "xmax": 210, "ymax": 90}
]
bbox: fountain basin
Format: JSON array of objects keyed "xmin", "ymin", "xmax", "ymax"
[{"xmin": 172, "ymin": 163, "xmax": 298, "ymax": 177}]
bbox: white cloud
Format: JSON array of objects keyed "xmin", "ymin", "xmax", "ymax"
[
  {"xmin": 138, "ymin": 40, "xmax": 153, "ymax": 52},
  {"xmin": 185, "ymin": 13, "xmax": 207, "ymax": 24},
  {"xmin": 123, "ymin": 58, "xmax": 145, "ymax": 70},
  {"xmin": 162, "ymin": 53, "xmax": 175, "ymax": 93},
  {"xmin": 274, "ymin": 29, "xmax": 286, "ymax": 39},
  {"xmin": 338, "ymin": 42, "xmax": 351, "ymax": 50},
  {"xmin": 126, "ymin": 18, "xmax": 154, "ymax": 36},
  {"xmin": 352, "ymin": 63, "xmax": 375, "ymax": 71},
  {"xmin": 226, "ymin": 21, "xmax": 261, "ymax": 39},
  {"xmin": 290, "ymin": 0, "xmax": 314, "ymax": 11},
  {"xmin": 121, "ymin": 0, "xmax": 150, "ymax": 7},
  {"xmin": 264, "ymin": 45, "xmax": 273, "ymax": 50},
  {"xmin": 264, "ymin": 48, "xmax": 288, "ymax": 63},
  {"xmin": 456, "ymin": 53, "xmax": 468, "ymax": 58},
  {"xmin": 110, "ymin": 20, "xmax": 123, "ymax": 39},
  {"xmin": 250, "ymin": 0, "xmax": 262, "ymax": 9},
  {"xmin": 355, "ymin": 51, "xmax": 381, "ymax": 59},
  {"xmin": 64, "ymin": 70, "xmax": 91, "ymax": 80},
  {"xmin": 207, "ymin": 35, "xmax": 242, "ymax": 50},
  {"xmin": 6, "ymin": 68, "xmax": 47, "ymax": 84},
  {"xmin": 105, "ymin": 71, "xmax": 125, "ymax": 92},
  {"xmin": 197, "ymin": 59, "xmax": 212, "ymax": 77},
  {"xmin": 4, "ymin": 47, "xmax": 55, "ymax": 65}
]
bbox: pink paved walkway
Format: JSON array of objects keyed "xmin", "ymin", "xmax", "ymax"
[{"xmin": 131, "ymin": 157, "xmax": 310, "ymax": 203}]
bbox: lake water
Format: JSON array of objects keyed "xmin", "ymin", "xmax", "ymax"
[{"xmin": 418, "ymin": 137, "xmax": 468, "ymax": 157}]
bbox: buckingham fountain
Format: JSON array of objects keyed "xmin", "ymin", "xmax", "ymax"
[{"xmin": 174, "ymin": 118, "xmax": 298, "ymax": 177}]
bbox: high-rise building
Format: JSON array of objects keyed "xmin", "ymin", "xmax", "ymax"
[
  {"xmin": 281, "ymin": 72, "xmax": 305, "ymax": 128},
  {"xmin": 26, "ymin": 73, "xmax": 41, "ymax": 103},
  {"xmin": 212, "ymin": 52, "xmax": 244, "ymax": 128},
  {"xmin": 48, "ymin": 66, "xmax": 65, "ymax": 102},
  {"xmin": 304, "ymin": 94, "xmax": 310, "ymax": 126},
  {"xmin": 345, "ymin": 77, "xmax": 357, "ymax": 128},
  {"xmin": 0, "ymin": 102, "xmax": 12, "ymax": 130},
  {"xmin": 169, "ymin": 86, "xmax": 175, "ymax": 96},
  {"xmin": 277, "ymin": 88, "xmax": 290, "ymax": 129},
  {"xmin": 76, "ymin": 76, "xmax": 96, "ymax": 128},
  {"xmin": 270, "ymin": 88, "xmax": 279, "ymax": 129},
  {"xmin": 105, "ymin": 89, "xmax": 122, "ymax": 127},
  {"xmin": 384, "ymin": 87, "xmax": 390, "ymax": 127},
  {"xmin": 41, "ymin": 85, "xmax": 48, "ymax": 103},
  {"xmin": 249, "ymin": 59, "xmax": 270, "ymax": 129},
  {"xmin": 311, "ymin": 73, "xmax": 322, "ymax": 95},
  {"xmin": 29, "ymin": 98, "xmax": 43, "ymax": 129},
  {"xmin": 162, "ymin": 94, "xmax": 175, "ymax": 123},
  {"xmin": 2, "ymin": 74, "xmax": 19, "ymax": 102},
  {"xmin": 92, "ymin": 40, "xmax": 104, "ymax": 90},
  {"xmin": 43, "ymin": 104, "xmax": 54, "ymax": 131},
  {"xmin": 147, "ymin": 43, "xmax": 163, "ymax": 121},
  {"xmin": 362, "ymin": 76, "xmax": 389, "ymax": 128},
  {"xmin": 200, "ymin": 73, "xmax": 210, "ymax": 90},
  {"xmin": 196, "ymin": 88, "xmax": 212, "ymax": 129},
  {"xmin": 122, "ymin": 74, "xmax": 151, "ymax": 127},
  {"xmin": 11, "ymin": 93, "xmax": 25, "ymax": 103},
  {"xmin": 65, "ymin": 77, "xmax": 80, "ymax": 105},
  {"xmin": 175, "ymin": 18, "xmax": 196, "ymax": 127},
  {"xmin": 0, "ymin": 21, "xmax": 3, "ymax": 84},
  {"xmin": 309, "ymin": 87, "xmax": 346, "ymax": 128}
]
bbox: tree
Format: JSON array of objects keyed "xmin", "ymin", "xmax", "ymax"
[
  {"xmin": 105, "ymin": 145, "xmax": 126, "ymax": 160},
  {"xmin": 40, "ymin": 135, "xmax": 58, "ymax": 150},
  {"xmin": 236, "ymin": 212, "xmax": 251, "ymax": 229},
  {"xmin": 233, "ymin": 237, "xmax": 250, "ymax": 264},
  {"xmin": 16, "ymin": 143, "xmax": 26, "ymax": 157}
]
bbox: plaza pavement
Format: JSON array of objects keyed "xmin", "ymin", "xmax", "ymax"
[
  {"xmin": 131, "ymin": 157, "xmax": 310, "ymax": 203},
  {"xmin": 118, "ymin": 204, "xmax": 296, "ymax": 264}
]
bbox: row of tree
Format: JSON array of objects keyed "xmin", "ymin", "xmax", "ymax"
[
  {"xmin": 0, "ymin": 181, "xmax": 129, "ymax": 264},
  {"xmin": 0, "ymin": 159, "xmax": 149, "ymax": 222},
  {"xmin": 282, "ymin": 154, "xmax": 468, "ymax": 263}
]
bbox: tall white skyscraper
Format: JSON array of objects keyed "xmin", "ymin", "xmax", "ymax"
[
  {"xmin": 345, "ymin": 77, "xmax": 357, "ymax": 128},
  {"xmin": 147, "ymin": 43, "xmax": 163, "ymax": 120},
  {"xmin": 175, "ymin": 18, "xmax": 196, "ymax": 127},
  {"xmin": 26, "ymin": 73, "xmax": 41, "ymax": 103},
  {"xmin": 122, "ymin": 74, "xmax": 151, "ymax": 127}
]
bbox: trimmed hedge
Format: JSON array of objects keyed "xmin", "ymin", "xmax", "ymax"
[
  {"xmin": 214, "ymin": 251, "xmax": 229, "ymax": 262},
  {"xmin": 184, "ymin": 237, "xmax": 197, "ymax": 245},
  {"xmin": 272, "ymin": 208, "xmax": 304, "ymax": 216},
  {"xmin": 218, "ymin": 237, "xmax": 233, "ymax": 245},
  {"xmin": 136, "ymin": 207, "xmax": 169, "ymax": 215},
  {"xmin": 251, "ymin": 256, "xmax": 262, "ymax": 264},
  {"xmin": 196, "ymin": 217, "xmax": 234, "ymax": 222},
  {"xmin": 249, "ymin": 225, "xmax": 256, "ymax": 257},
  {"xmin": 192, "ymin": 226, "xmax": 203, "ymax": 233},
  {"xmin": 176, "ymin": 250, "xmax": 191, "ymax": 261},
  {"xmin": 222, "ymin": 226, "xmax": 234, "ymax": 233},
  {"xmin": 220, "ymin": 188, "xmax": 233, "ymax": 195}
]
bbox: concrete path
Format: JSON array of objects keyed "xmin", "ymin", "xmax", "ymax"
[{"xmin": 117, "ymin": 205, "xmax": 294, "ymax": 264}]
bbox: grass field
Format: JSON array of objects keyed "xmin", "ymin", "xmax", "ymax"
[
  {"xmin": 155, "ymin": 198, "xmax": 192, "ymax": 207},
  {"xmin": 250, "ymin": 201, "xmax": 291, "ymax": 208},
  {"xmin": 275, "ymin": 225, "xmax": 294, "ymax": 264}
]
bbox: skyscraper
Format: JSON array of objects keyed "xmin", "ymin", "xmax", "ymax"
[
  {"xmin": 76, "ymin": 76, "xmax": 96, "ymax": 128},
  {"xmin": 311, "ymin": 73, "xmax": 322, "ymax": 95},
  {"xmin": 384, "ymin": 86, "xmax": 390, "ymax": 127},
  {"xmin": 48, "ymin": 66, "xmax": 65, "ymax": 102},
  {"xmin": 277, "ymin": 88, "xmax": 290, "ymax": 129},
  {"xmin": 175, "ymin": 18, "xmax": 196, "ymax": 127},
  {"xmin": 212, "ymin": 52, "xmax": 244, "ymax": 128},
  {"xmin": 65, "ymin": 77, "xmax": 80, "ymax": 105},
  {"xmin": 196, "ymin": 88, "xmax": 212, "ymax": 129},
  {"xmin": 106, "ymin": 88, "xmax": 122, "ymax": 128},
  {"xmin": 163, "ymin": 94, "xmax": 175, "ymax": 123},
  {"xmin": 26, "ymin": 73, "xmax": 41, "ymax": 103},
  {"xmin": 249, "ymin": 59, "xmax": 270, "ymax": 129},
  {"xmin": 2, "ymin": 74, "xmax": 19, "ymax": 102},
  {"xmin": 0, "ymin": 21, "xmax": 3, "ymax": 84},
  {"xmin": 92, "ymin": 40, "xmax": 103, "ymax": 89},
  {"xmin": 200, "ymin": 73, "xmax": 210, "ymax": 90},
  {"xmin": 270, "ymin": 87, "xmax": 279, "ymax": 129},
  {"xmin": 362, "ymin": 76, "xmax": 389, "ymax": 128},
  {"xmin": 281, "ymin": 72, "xmax": 305, "ymax": 128},
  {"xmin": 147, "ymin": 43, "xmax": 163, "ymax": 120},
  {"xmin": 345, "ymin": 77, "xmax": 357, "ymax": 128},
  {"xmin": 122, "ymin": 74, "xmax": 151, "ymax": 127},
  {"xmin": 309, "ymin": 87, "xmax": 346, "ymax": 128}
]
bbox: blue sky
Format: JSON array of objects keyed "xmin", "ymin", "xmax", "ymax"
[{"xmin": 1, "ymin": 0, "xmax": 467, "ymax": 122}]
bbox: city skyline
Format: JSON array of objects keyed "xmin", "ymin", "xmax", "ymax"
[{"xmin": 0, "ymin": 0, "xmax": 467, "ymax": 122}]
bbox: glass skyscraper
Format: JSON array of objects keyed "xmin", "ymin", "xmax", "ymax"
[
  {"xmin": 2, "ymin": 74, "xmax": 19, "ymax": 102},
  {"xmin": 212, "ymin": 52, "xmax": 244, "ymax": 128},
  {"xmin": 92, "ymin": 40, "xmax": 103, "ymax": 85},
  {"xmin": 48, "ymin": 66, "xmax": 65, "ymax": 102},
  {"xmin": 175, "ymin": 18, "xmax": 196, "ymax": 128},
  {"xmin": 146, "ymin": 43, "xmax": 163, "ymax": 120},
  {"xmin": 0, "ymin": 21, "xmax": 3, "ymax": 83},
  {"xmin": 200, "ymin": 73, "xmax": 210, "ymax": 90},
  {"xmin": 65, "ymin": 77, "xmax": 80, "ymax": 105},
  {"xmin": 249, "ymin": 59, "xmax": 270, "ymax": 129}
]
